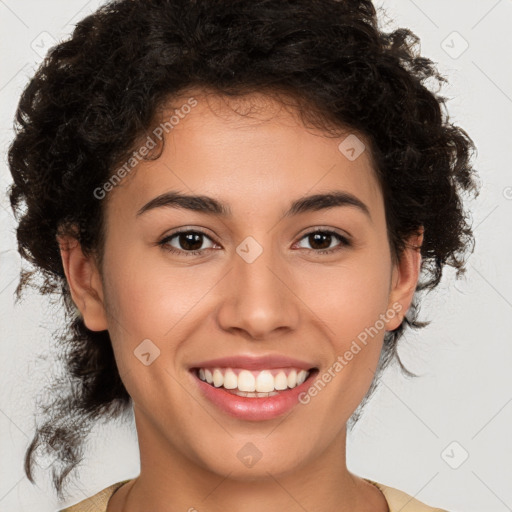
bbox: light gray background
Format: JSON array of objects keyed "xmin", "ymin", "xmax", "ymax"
[{"xmin": 1, "ymin": 1, "xmax": 511, "ymax": 511}]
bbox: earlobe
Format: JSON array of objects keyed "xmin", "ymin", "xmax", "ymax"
[
  {"xmin": 57, "ymin": 235, "xmax": 108, "ymax": 332},
  {"xmin": 385, "ymin": 228, "xmax": 424, "ymax": 331}
]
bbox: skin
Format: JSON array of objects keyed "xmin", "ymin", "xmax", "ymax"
[{"xmin": 59, "ymin": 89, "xmax": 423, "ymax": 512}]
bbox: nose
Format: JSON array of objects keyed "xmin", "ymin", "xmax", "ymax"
[{"xmin": 216, "ymin": 237, "xmax": 301, "ymax": 341}]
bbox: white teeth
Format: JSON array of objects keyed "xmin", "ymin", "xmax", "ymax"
[
  {"xmin": 238, "ymin": 370, "xmax": 255, "ymax": 392},
  {"xmin": 255, "ymin": 370, "xmax": 274, "ymax": 392},
  {"xmin": 274, "ymin": 371, "xmax": 288, "ymax": 390},
  {"xmin": 231, "ymin": 390, "xmax": 280, "ymax": 398},
  {"xmin": 297, "ymin": 371, "xmax": 307, "ymax": 385},
  {"xmin": 287, "ymin": 369, "xmax": 297, "ymax": 388},
  {"xmin": 196, "ymin": 367, "xmax": 311, "ymax": 393},
  {"xmin": 212, "ymin": 369, "xmax": 224, "ymax": 387},
  {"xmin": 223, "ymin": 369, "xmax": 238, "ymax": 389}
]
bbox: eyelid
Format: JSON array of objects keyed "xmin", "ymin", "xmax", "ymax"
[
  {"xmin": 295, "ymin": 225, "xmax": 352, "ymax": 241},
  {"xmin": 159, "ymin": 226, "xmax": 216, "ymax": 241}
]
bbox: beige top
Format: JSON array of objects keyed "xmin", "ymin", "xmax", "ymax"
[{"xmin": 60, "ymin": 478, "xmax": 449, "ymax": 511}]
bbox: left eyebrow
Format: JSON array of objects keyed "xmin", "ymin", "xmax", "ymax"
[
  {"xmin": 136, "ymin": 189, "xmax": 371, "ymax": 221},
  {"xmin": 283, "ymin": 191, "xmax": 371, "ymax": 221}
]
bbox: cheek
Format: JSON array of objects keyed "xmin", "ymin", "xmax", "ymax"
[
  {"xmin": 100, "ymin": 245, "xmax": 220, "ymax": 358},
  {"xmin": 299, "ymin": 251, "xmax": 392, "ymax": 407},
  {"xmin": 299, "ymin": 271, "xmax": 391, "ymax": 422},
  {"xmin": 100, "ymin": 253, "xmax": 193, "ymax": 409},
  {"xmin": 300, "ymin": 253, "xmax": 392, "ymax": 339},
  {"xmin": 103, "ymin": 233, "xmax": 190, "ymax": 314}
]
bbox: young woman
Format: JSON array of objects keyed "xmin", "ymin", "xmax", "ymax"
[{"xmin": 7, "ymin": 0, "xmax": 478, "ymax": 510}]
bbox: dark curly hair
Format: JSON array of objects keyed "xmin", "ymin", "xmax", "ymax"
[{"xmin": 7, "ymin": 0, "xmax": 479, "ymax": 499}]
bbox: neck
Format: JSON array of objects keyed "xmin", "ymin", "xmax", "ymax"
[{"xmin": 107, "ymin": 408, "xmax": 388, "ymax": 512}]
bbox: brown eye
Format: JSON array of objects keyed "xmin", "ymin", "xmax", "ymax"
[
  {"xmin": 159, "ymin": 230, "xmax": 216, "ymax": 256},
  {"xmin": 174, "ymin": 232, "xmax": 204, "ymax": 251},
  {"xmin": 296, "ymin": 230, "xmax": 350, "ymax": 255},
  {"xmin": 307, "ymin": 232, "xmax": 334, "ymax": 250}
]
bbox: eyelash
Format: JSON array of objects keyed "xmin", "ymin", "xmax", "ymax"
[{"xmin": 157, "ymin": 228, "xmax": 351, "ymax": 257}]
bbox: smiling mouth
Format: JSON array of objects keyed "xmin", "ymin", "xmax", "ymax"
[{"xmin": 191, "ymin": 366, "xmax": 319, "ymax": 397}]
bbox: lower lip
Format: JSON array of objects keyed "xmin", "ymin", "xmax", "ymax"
[{"xmin": 191, "ymin": 369, "xmax": 318, "ymax": 421}]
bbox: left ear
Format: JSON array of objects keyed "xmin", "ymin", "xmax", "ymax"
[{"xmin": 385, "ymin": 227, "xmax": 424, "ymax": 331}]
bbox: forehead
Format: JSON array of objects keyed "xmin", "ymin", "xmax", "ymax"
[{"xmin": 106, "ymin": 89, "xmax": 384, "ymax": 219}]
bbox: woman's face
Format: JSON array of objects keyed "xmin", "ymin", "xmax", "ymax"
[{"xmin": 64, "ymin": 90, "xmax": 421, "ymax": 479}]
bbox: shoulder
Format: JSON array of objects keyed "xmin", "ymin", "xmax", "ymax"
[
  {"xmin": 366, "ymin": 479, "xmax": 451, "ymax": 512},
  {"xmin": 59, "ymin": 480, "xmax": 131, "ymax": 512}
]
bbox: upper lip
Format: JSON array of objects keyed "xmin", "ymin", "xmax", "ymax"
[{"xmin": 189, "ymin": 354, "xmax": 318, "ymax": 371}]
